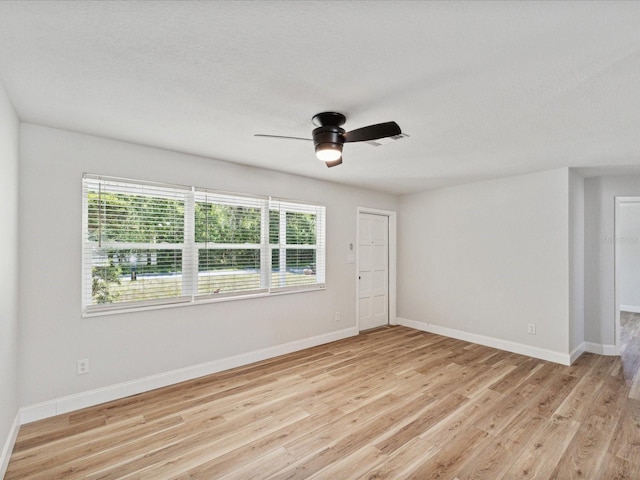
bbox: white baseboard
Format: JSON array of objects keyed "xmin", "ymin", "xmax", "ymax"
[
  {"xmin": 620, "ymin": 305, "xmax": 640, "ymax": 314},
  {"xmin": 20, "ymin": 327, "xmax": 358, "ymax": 425},
  {"xmin": 604, "ymin": 344, "xmax": 618, "ymax": 355},
  {"xmin": 398, "ymin": 317, "xmax": 572, "ymax": 365},
  {"xmin": 0, "ymin": 411, "xmax": 20, "ymax": 479},
  {"xmin": 570, "ymin": 343, "xmax": 586, "ymax": 365},
  {"xmin": 584, "ymin": 341, "xmax": 618, "ymax": 356}
]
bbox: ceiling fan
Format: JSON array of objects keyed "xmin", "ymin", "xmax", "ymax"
[{"xmin": 255, "ymin": 112, "xmax": 402, "ymax": 167}]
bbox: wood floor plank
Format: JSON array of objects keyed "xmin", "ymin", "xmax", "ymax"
[
  {"xmin": 473, "ymin": 381, "xmax": 538, "ymax": 435},
  {"xmin": 12, "ymin": 414, "xmax": 107, "ymax": 452},
  {"xmin": 269, "ymin": 394, "xmax": 433, "ymax": 480},
  {"xmin": 12, "ymin": 416, "xmax": 191, "ymax": 480},
  {"xmin": 591, "ymin": 376, "xmax": 630, "ymax": 420},
  {"xmin": 487, "ymin": 358, "xmax": 543, "ymax": 395},
  {"xmin": 527, "ymin": 370, "xmax": 579, "ymax": 416},
  {"xmin": 6, "ymin": 325, "xmax": 639, "ymax": 480},
  {"xmin": 282, "ymin": 393, "xmax": 399, "ymax": 460},
  {"xmin": 307, "ymin": 445, "xmax": 387, "ymax": 480},
  {"xmin": 551, "ymin": 413, "xmax": 621, "ymax": 479},
  {"xmin": 186, "ymin": 406, "xmax": 342, "ymax": 480},
  {"xmin": 217, "ymin": 447, "xmax": 297, "ymax": 480},
  {"xmin": 599, "ymin": 455, "xmax": 640, "ymax": 480},
  {"xmin": 611, "ymin": 398, "xmax": 640, "ymax": 467},
  {"xmin": 89, "ymin": 407, "xmax": 310, "ymax": 480},
  {"xmin": 452, "ymin": 360, "xmax": 516, "ymax": 398},
  {"xmin": 501, "ymin": 414, "xmax": 581, "ymax": 479},
  {"xmin": 407, "ymin": 426, "xmax": 488, "ymax": 479},
  {"xmin": 357, "ymin": 437, "xmax": 439, "ymax": 480},
  {"xmin": 6, "ymin": 415, "xmax": 182, "ymax": 478},
  {"xmin": 452, "ymin": 408, "xmax": 547, "ymax": 480},
  {"xmin": 421, "ymin": 388, "xmax": 503, "ymax": 444},
  {"xmin": 374, "ymin": 393, "xmax": 468, "ymax": 455},
  {"xmin": 554, "ymin": 373, "xmax": 605, "ymax": 421}
]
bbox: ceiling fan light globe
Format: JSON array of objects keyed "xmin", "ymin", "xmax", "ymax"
[{"xmin": 315, "ymin": 144, "xmax": 342, "ymax": 162}]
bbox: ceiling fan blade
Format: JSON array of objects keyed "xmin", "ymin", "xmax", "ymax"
[
  {"xmin": 343, "ymin": 121, "xmax": 401, "ymax": 143},
  {"xmin": 254, "ymin": 134, "xmax": 312, "ymax": 141},
  {"xmin": 325, "ymin": 158, "xmax": 342, "ymax": 168}
]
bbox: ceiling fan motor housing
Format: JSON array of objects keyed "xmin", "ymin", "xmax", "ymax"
[
  {"xmin": 312, "ymin": 112, "xmax": 347, "ymax": 156},
  {"xmin": 312, "ymin": 125, "xmax": 345, "ymax": 162},
  {"xmin": 312, "ymin": 125, "xmax": 345, "ymax": 148}
]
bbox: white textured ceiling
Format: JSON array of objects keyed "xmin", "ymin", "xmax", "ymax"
[{"xmin": 1, "ymin": 1, "xmax": 640, "ymax": 194}]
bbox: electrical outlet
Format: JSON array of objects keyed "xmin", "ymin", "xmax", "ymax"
[
  {"xmin": 335, "ymin": 312, "xmax": 341, "ymax": 322},
  {"xmin": 527, "ymin": 324, "xmax": 536, "ymax": 335},
  {"xmin": 77, "ymin": 358, "xmax": 90, "ymax": 375}
]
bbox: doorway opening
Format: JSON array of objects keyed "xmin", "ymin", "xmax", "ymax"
[{"xmin": 614, "ymin": 196, "xmax": 640, "ymax": 397}]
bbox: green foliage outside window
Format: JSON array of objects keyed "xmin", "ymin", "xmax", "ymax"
[
  {"xmin": 269, "ymin": 210, "xmax": 316, "ymax": 246},
  {"xmin": 286, "ymin": 212, "xmax": 316, "ymax": 245},
  {"xmin": 195, "ymin": 203, "xmax": 261, "ymax": 244},
  {"xmin": 92, "ymin": 261, "xmax": 122, "ymax": 304},
  {"xmin": 87, "ymin": 191, "xmax": 184, "ymax": 244}
]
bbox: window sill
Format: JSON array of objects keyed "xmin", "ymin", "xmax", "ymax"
[{"xmin": 82, "ymin": 284, "xmax": 326, "ymax": 318}]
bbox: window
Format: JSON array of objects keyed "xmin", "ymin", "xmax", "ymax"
[
  {"xmin": 270, "ymin": 199, "xmax": 325, "ymax": 292},
  {"xmin": 82, "ymin": 175, "xmax": 325, "ymax": 314},
  {"xmin": 194, "ymin": 191, "xmax": 266, "ymax": 298}
]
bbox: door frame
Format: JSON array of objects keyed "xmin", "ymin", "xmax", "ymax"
[
  {"xmin": 614, "ymin": 196, "xmax": 640, "ymax": 355},
  {"xmin": 356, "ymin": 207, "xmax": 397, "ymax": 332}
]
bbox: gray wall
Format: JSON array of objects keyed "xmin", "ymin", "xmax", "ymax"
[
  {"xmin": 0, "ymin": 83, "xmax": 19, "ymax": 472},
  {"xmin": 397, "ymin": 168, "xmax": 571, "ymax": 356},
  {"xmin": 569, "ymin": 170, "xmax": 585, "ymax": 353},
  {"xmin": 18, "ymin": 124, "xmax": 398, "ymax": 407}
]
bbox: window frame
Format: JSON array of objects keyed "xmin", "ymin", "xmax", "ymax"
[
  {"xmin": 82, "ymin": 174, "xmax": 326, "ymax": 316},
  {"xmin": 269, "ymin": 199, "xmax": 326, "ymax": 293},
  {"xmin": 192, "ymin": 190, "xmax": 268, "ymax": 300}
]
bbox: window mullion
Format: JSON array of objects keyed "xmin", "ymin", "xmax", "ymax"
[
  {"xmin": 279, "ymin": 206, "xmax": 286, "ymax": 288},
  {"xmin": 183, "ymin": 188, "xmax": 197, "ymax": 297},
  {"xmin": 261, "ymin": 199, "xmax": 270, "ymax": 289},
  {"xmin": 316, "ymin": 207, "xmax": 326, "ymax": 284},
  {"xmin": 82, "ymin": 180, "xmax": 92, "ymax": 311}
]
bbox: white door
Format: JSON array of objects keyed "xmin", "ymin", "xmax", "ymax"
[{"xmin": 358, "ymin": 213, "xmax": 389, "ymax": 330}]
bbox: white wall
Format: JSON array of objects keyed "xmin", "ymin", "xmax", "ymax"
[
  {"xmin": 18, "ymin": 124, "xmax": 397, "ymax": 408},
  {"xmin": 584, "ymin": 175, "xmax": 640, "ymax": 349},
  {"xmin": 0, "ymin": 84, "xmax": 19, "ymax": 474},
  {"xmin": 569, "ymin": 170, "xmax": 585, "ymax": 353},
  {"xmin": 617, "ymin": 202, "xmax": 640, "ymax": 310},
  {"xmin": 397, "ymin": 168, "xmax": 572, "ymax": 361}
]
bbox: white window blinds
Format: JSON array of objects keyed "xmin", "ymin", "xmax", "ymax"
[
  {"xmin": 269, "ymin": 198, "xmax": 326, "ymax": 293},
  {"xmin": 193, "ymin": 190, "xmax": 268, "ymax": 299},
  {"xmin": 82, "ymin": 174, "xmax": 326, "ymax": 314},
  {"xmin": 82, "ymin": 175, "xmax": 193, "ymax": 312}
]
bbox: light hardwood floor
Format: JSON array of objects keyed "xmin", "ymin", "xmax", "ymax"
[{"xmin": 6, "ymin": 326, "xmax": 640, "ymax": 479}]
